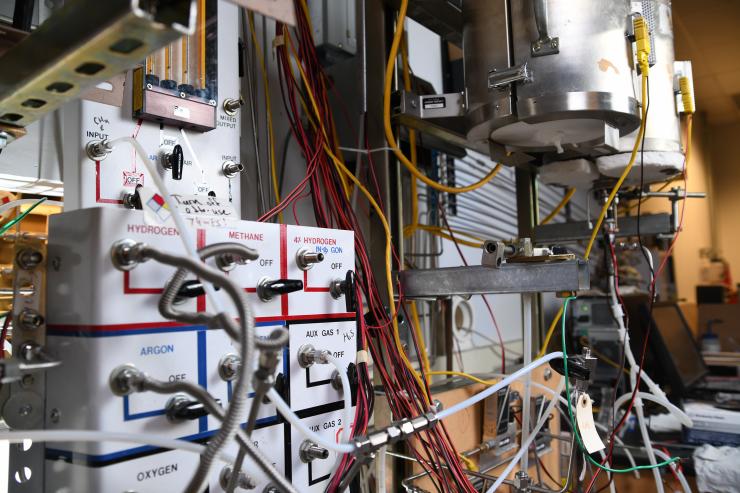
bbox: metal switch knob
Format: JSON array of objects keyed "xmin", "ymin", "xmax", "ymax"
[
  {"xmin": 163, "ymin": 144, "xmax": 184, "ymax": 180},
  {"xmin": 257, "ymin": 277, "xmax": 303, "ymax": 302},
  {"xmin": 296, "ymin": 247, "xmax": 324, "ymax": 270}
]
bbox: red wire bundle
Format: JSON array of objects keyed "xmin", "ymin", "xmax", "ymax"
[{"xmin": 256, "ymin": 2, "xmax": 477, "ymax": 490}]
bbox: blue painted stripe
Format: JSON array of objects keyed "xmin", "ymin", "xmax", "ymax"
[
  {"xmin": 123, "ymin": 395, "xmax": 167, "ymax": 421},
  {"xmin": 197, "ymin": 330, "xmax": 207, "ymax": 433},
  {"xmin": 47, "ymin": 324, "xmax": 208, "ymax": 338}
]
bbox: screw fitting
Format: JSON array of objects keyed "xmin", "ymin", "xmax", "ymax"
[
  {"xmin": 296, "ymin": 247, "xmax": 324, "ymax": 271},
  {"xmin": 299, "ymin": 440, "xmax": 329, "ymax": 463},
  {"xmin": 110, "ymin": 239, "xmax": 147, "ymax": 271},
  {"xmin": 85, "ymin": 139, "xmax": 112, "ymax": 161},
  {"xmin": 16, "ymin": 248, "xmax": 43, "ymax": 270},
  {"xmin": 108, "ymin": 364, "xmax": 145, "ymax": 396},
  {"xmin": 222, "ymin": 160, "xmax": 245, "ymax": 178},
  {"xmin": 297, "ymin": 344, "xmax": 329, "ymax": 368},
  {"xmin": 218, "ymin": 353, "xmax": 241, "ymax": 382},
  {"xmin": 18, "ymin": 309, "xmax": 44, "ymax": 330}
]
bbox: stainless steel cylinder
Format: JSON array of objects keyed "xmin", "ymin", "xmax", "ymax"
[
  {"xmin": 597, "ymin": 0, "xmax": 684, "ymax": 184},
  {"xmin": 464, "ymin": 0, "xmax": 641, "ymax": 156}
]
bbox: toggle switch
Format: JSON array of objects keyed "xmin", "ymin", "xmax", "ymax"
[
  {"xmin": 256, "ymin": 277, "xmax": 303, "ymax": 302},
  {"xmin": 166, "ymin": 394, "xmax": 219, "ymax": 422},
  {"xmin": 299, "ymin": 440, "xmax": 329, "ymax": 463},
  {"xmin": 329, "ymin": 270, "xmax": 357, "ymax": 312},
  {"xmin": 162, "ymin": 144, "xmax": 184, "ymax": 180},
  {"xmin": 173, "ymin": 279, "xmax": 220, "ymax": 304}
]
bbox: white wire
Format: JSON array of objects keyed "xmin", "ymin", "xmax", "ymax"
[
  {"xmin": 266, "ymin": 387, "xmax": 356, "ymax": 454},
  {"xmin": 484, "ymin": 377, "xmax": 565, "ymax": 493},
  {"xmin": 338, "ymin": 146, "xmax": 395, "ymax": 155},
  {"xmin": 178, "ymin": 128, "xmax": 207, "ymax": 183},
  {"xmin": 613, "ymin": 391, "xmax": 692, "ymax": 428},
  {"xmin": 0, "ymin": 430, "xmax": 236, "ymax": 464},
  {"xmin": 436, "ymin": 352, "xmax": 563, "ymax": 420},
  {"xmin": 654, "ymin": 448, "xmax": 691, "ymax": 493},
  {"xmin": 528, "ymin": 381, "xmax": 641, "ymax": 479},
  {"xmin": 0, "ymin": 199, "xmax": 64, "ymax": 215}
]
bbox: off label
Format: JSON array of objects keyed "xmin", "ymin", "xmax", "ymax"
[{"xmin": 123, "ymin": 171, "xmax": 144, "ymax": 187}]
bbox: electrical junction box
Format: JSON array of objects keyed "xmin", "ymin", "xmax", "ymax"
[{"xmin": 43, "ymin": 207, "xmax": 357, "ymax": 492}]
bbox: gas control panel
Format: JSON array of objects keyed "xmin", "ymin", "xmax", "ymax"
[{"xmin": 44, "ymin": 207, "xmax": 357, "ymax": 492}]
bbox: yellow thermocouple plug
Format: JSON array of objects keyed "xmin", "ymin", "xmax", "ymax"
[
  {"xmin": 679, "ymin": 76, "xmax": 695, "ymax": 114},
  {"xmin": 633, "ymin": 16, "xmax": 651, "ymax": 71}
]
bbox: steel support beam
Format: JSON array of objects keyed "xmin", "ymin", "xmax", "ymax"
[{"xmin": 399, "ymin": 260, "xmax": 589, "ymax": 298}]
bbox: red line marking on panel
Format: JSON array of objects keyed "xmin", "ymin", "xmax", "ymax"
[
  {"xmin": 123, "ymin": 270, "xmax": 163, "ymax": 294},
  {"xmin": 303, "ymin": 270, "xmax": 331, "ymax": 293},
  {"xmin": 197, "ymin": 229, "xmax": 206, "ymax": 313},
  {"xmin": 95, "ymin": 161, "xmax": 123, "ymax": 205},
  {"xmin": 280, "ymin": 224, "xmax": 288, "ymax": 316}
]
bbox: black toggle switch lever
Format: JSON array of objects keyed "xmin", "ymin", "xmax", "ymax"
[
  {"xmin": 166, "ymin": 394, "xmax": 220, "ymax": 422},
  {"xmin": 330, "ymin": 270, "xmax": 357, "ymax": 312},
  {"xmin": 163, "ymin": 144, "xmax": 184, "ymax": 180},
  {"xmin": 173, "ymin": 279, "xmax": 220, "ymax": 304},
  {"xmin": 257, "ymin": 277, "xmax": 303, "ymax": 302}
]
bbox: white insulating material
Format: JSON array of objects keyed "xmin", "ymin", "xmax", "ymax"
[
  {"xmin": 596, "ymin": 151, "xmax": 684, "ymax": 185},
  {"xmin": 694, "ymin": 445, "xmax": 740, "ymax": 493},
  {"xmin": 539, "ymin": 158, "xmax": 600, "ymax": 188},
  {"xmin": 491, "ymin": 119, "xmax": 607, "ymax": 152}
]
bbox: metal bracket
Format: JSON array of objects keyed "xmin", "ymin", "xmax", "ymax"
[
  {"xmin": 399, "ymin": 259, "xmax": 589, "ymax": 298},
  {"xmin": 487, "ymin": 63, "xmax": 532, "ymax": 90},
  {"xmin": 530, "ymin": 0, "xmax": 559, "ymax": 56}
]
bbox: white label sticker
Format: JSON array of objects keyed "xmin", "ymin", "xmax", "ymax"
[
  {"xmin": 173, "ymin": 105, "xmax": 191, "ymax": 119},
  {"xmin": 575, "ymin": 394, "xmax": 605, "ymax": 454},
  {"xmin": 171, "ymin": 194, "xmax": 236, "ymax": 219},
  {"xmin": 122, "ymin": 170, "xmax": 144, "ymax": 187}
]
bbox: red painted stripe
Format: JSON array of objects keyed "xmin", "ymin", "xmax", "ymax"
[
  {"xmin": 95, "ymin": 161, "xmax": 124, "ymax": 205},
  {"xmin": 303, "ymin": 270, "xmax": 331, "ymax": 293},
  {"xmin": 47, "ymin": 312, "xmax": 355, "ymax": 333},
  {"xmin": 197, "ymin": 229, "xmax": 206, "ymax": 313},
  {"xmin": 280, "ymin": 224, "xmax": 288, "ymax": 316},
  {"xmin": 123, "ymin": 271, "xmax": 163, "ymax": 294}
]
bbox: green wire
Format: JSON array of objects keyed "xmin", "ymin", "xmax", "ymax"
[
  {"xmin": 560, "ymin": 296, "xmax": 681, "ymax": 473},
  {"xmin": 0, "ymin": 197, "xmax": 47, "ymax": 236}
]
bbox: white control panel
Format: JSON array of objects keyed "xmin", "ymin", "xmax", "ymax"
[{"xmin": 45, "ymin": 208, "xmax": 357, "ymax": 492}]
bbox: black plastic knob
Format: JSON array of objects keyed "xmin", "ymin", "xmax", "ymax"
[
  {"xmin": 257, "ymin": 278, "xmax": 303, "ymax": 301},
  {"xmin": 168, "ymin": 144, "xmax": 184, "ymax": 180},
  {"xmin": 160, "ymin": 79, "xmax": 178, "ymax": 91},
  {"xmin": 167, "ymin": 397, "xmax": 220, "ymax": 421},
  {"xmin": 549, "ymin": 356, "xmax": 591, "ymax": 382},
  {"xmin": 174, "ymin": 280, "xmax": 220, "ymax": 304},
  {"xmin": 331, "ymin": 270, "xmax": 357, "ymax": 312}
]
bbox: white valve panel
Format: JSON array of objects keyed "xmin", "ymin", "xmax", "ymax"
[{"xmin": 44, "ymin": 207, "xmax": 357, "ymax": 492}]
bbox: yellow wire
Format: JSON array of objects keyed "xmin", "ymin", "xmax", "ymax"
[
  {"xmin": 247, "ymin": 12, "xmax": 282, "ymax": 222},
  {"xmin": 424, "ymin": 370, "xmax": 498, "ymax": 387},
  {"xmin": 540, "ymin": 188, "xmax": 576, "ymax": 225},
  {"xmin": 285, "ymin": 28, "xmax": 431, "ymax": 404},
  {"xmin": 538, "ymin": 70, "xmax": 650, "ymax": 358},
  {"xmin": 583, "ymin": 72, "xmax": 649, "ymax": 260},
  {"xmin": 400, "ymin": 32, "xmax": 420, "ymax": 236},
  {"xmin": 407, "ymin": 224, "xmax": 485, "ymax": 248},
  {"xmin": 578, "ymin": 337, "xmax": 629, "ymax": 376},
  {"xmin": 384, "ymin": 0, "xmax": 500, "ymax": 194},
  {"xmin": 409, "ymin": 301, "xmax": 432, "ymax": 386}
]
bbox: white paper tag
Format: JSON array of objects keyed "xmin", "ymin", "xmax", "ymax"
[
  {"xmin": 170, "ymin": 194, "xmax": 236, "ymax": 219},
  {"xmin": 575, "ymin": 394, "xmax": 605, "ymax": 454}
]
